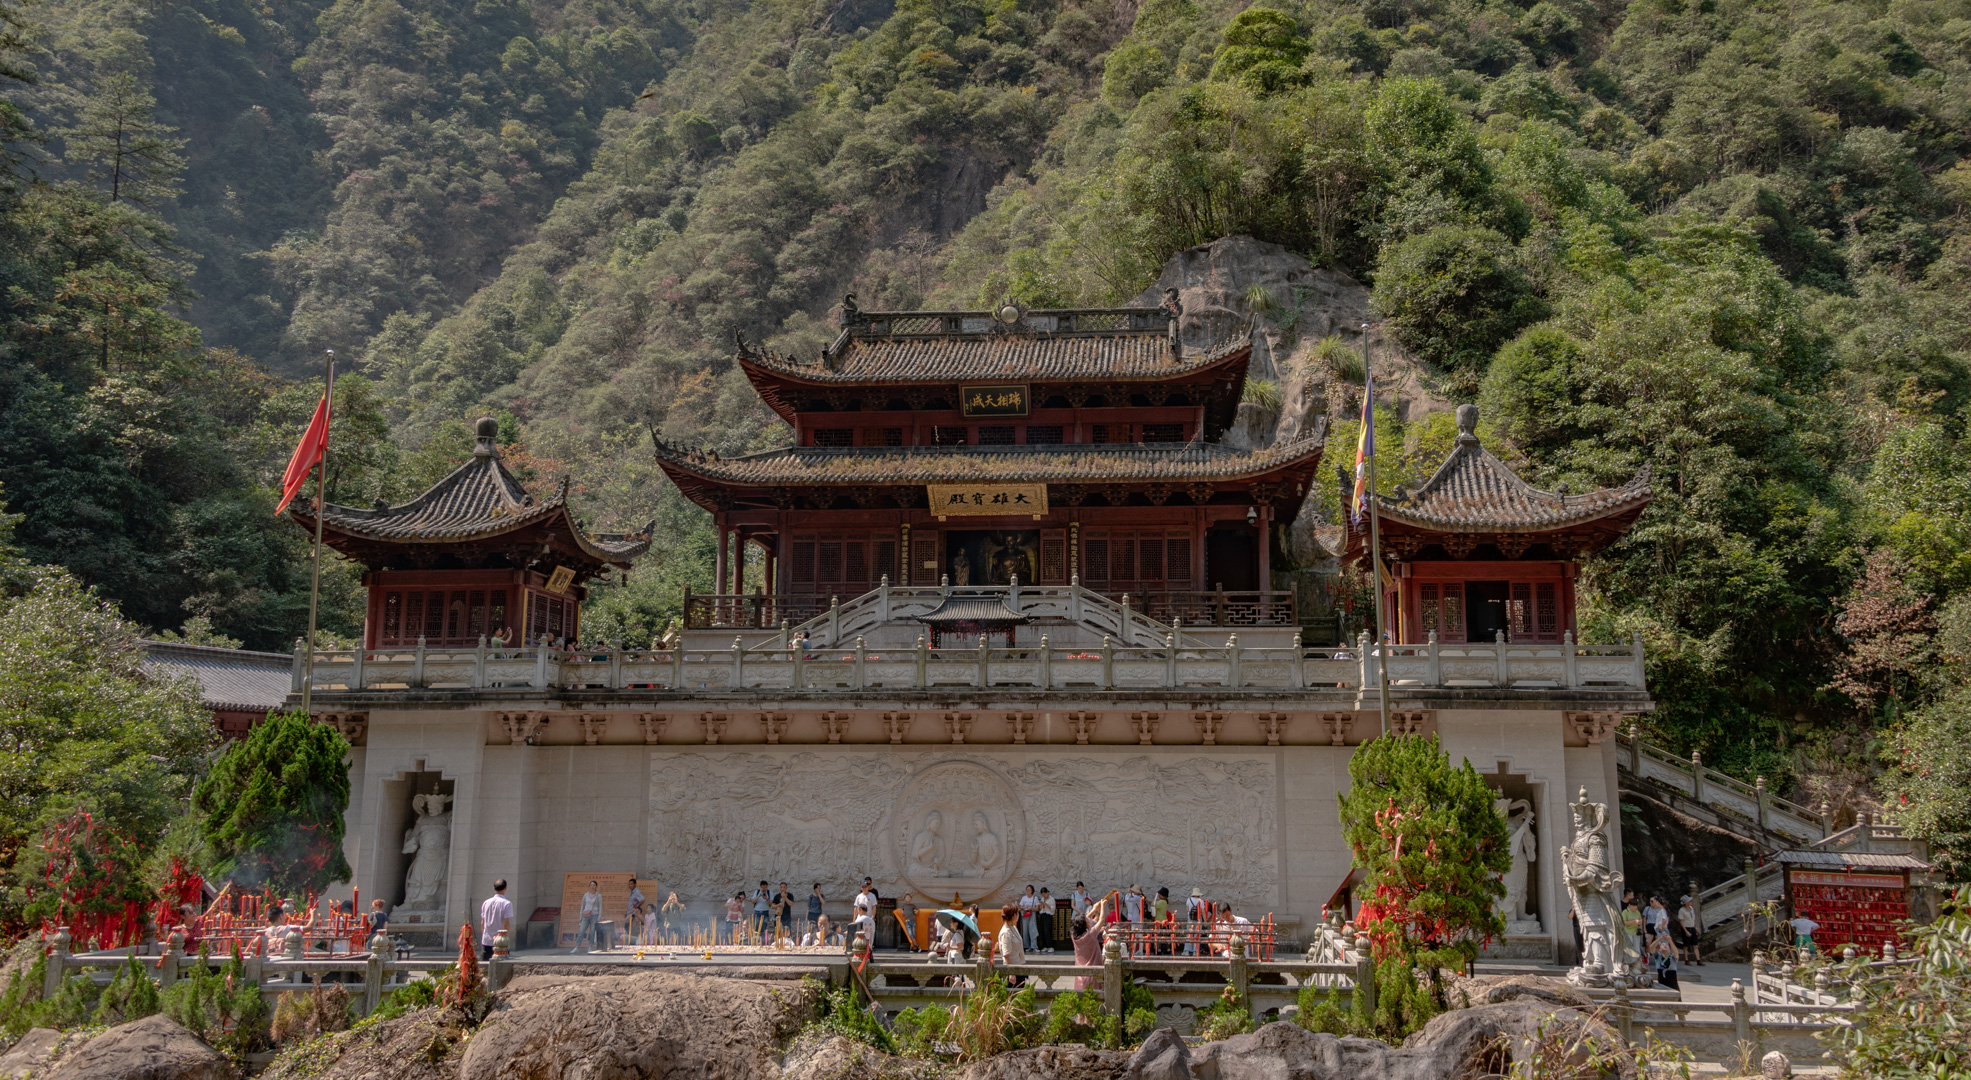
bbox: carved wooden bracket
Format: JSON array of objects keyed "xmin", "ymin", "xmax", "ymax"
[
  {"xmin": 762, "ymin": 712, "xmax": 790, "ymax": 744},
  {"xmin": 1067, "ymin": 711, "xmax": 1098, "ymax": 745},
  {"xmin": 320, "ymin": 712, "xmax": 368, "ymax": 745},
  {"xmin": 637, "ymin": 713, "xmax": 668, "ymax": 744},
  {"xmin": 1321, "ymin": 712, "xmax": 1352, "ymax": 746},
  {"xmin": 1257, "ymin": 712, "xmax": 1290, "ymax": 746},
  {"xmin": 943, "ymin": 712, "xmax": 973, "ymax": 744},
  {"xmin": 701, "ymin": 713, "xmax": 728, "ymax": 745},
  {"xmin": 1566, "ymin": 711, "xmax": 1623, "ymax": 744},
  {"xmin": 1131, "ymin": 712, "xmax": 1160, "ymax": 745},
  {"xmin": 883, "ymin": 711, "xmax": 911, "ymax": 744},
  {"xmin": 1007, "ymin": 711, "xmax": 1035, "ymax": 744},
  {"xmin": 500, "ymin": 711, "xmax": 548, "ymax": 746},
  {"xmin": 1192, "ymin": 711, "xmax": 1224, "ymax": 745},
  {"xmin": 578, "ymin": 713, "xmax": 608, "ymax": 745},
  {"xmin": 822, "ymin": 712, "xmax": 851, "ymax": 744}
]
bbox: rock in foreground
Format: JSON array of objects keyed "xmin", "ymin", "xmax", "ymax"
[{"xmin": 41, "ymin": 1014, "xmax": 228, "ymax": 1080}]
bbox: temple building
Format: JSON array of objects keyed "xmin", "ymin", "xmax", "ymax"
[{"xmin": 295, "ymin": 300, "xmax": 1655, "ymax": 963}]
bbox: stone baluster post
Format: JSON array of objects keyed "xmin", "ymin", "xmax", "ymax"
[
  {"xmin": 1228, "ymin": 934, "xmax": 1250, "ymax": 1022},
  {"xmin": 1227, "ymin": 634, "xmax": 1242, "ymax": 688},
  {"xmin": 1101, "ymin": 635, "xmax": 1114, "ymax": 690},
  {"xmin": 291, "ymin": 638, "xmax": 307, "ymax": 694},
  {"xmin": 1102, "ymin": 935, "xmax": 1126, "ymax": 1045},
  {"xmin": 158, "ymin": 930, "xmax": 182, "ymax": 988},
  {"xmin": 1691, "ymin": 749, "xmax": 1704, "ymax": 800},
  {"xmin": 829, "ymin": 595, "xmax": 841, "ymax": 644},
  {"xmin": 1732, "ymin": 979, "xmax": 1751, "ymax": 1049},
  {"xmin": 977, "ymin": 633, "xmax": 990, "ymax": 688},
  {"xmin": 974, "ymin": 933, "xmax": 994, "ymax": 996},
  {"xmin": 854, "ymin": 636, "xmax": 866, "ymax": 690},
  {"xmin": 531, "ymin": 634, "xmax": 549, "ymax": 688},
  {"xmin": 414, "ymin": 635, "xmax": 429, "ymax": 688},
  {"xmin": 1751, "ymin": 951, "xmax": 1766, "ymax": 1005},
  {"xmin": 1039, "ymin": 636, "xmax": 1052, "ymax": 689},
  {"xmin": 732, "ymin": 635, "xmax": 744, "ymax": 689},
  {"xmin": 1494, "ymin": 629, "xmax": 1508, "ymax": 685},
  {"xmin": 879, "ymin": 574, "xmax": 892, "ymax": 622},
  {"xmin": 1353, "ymin": 933, "xmax": 1375, "ymax": 1017},
  {"xmin": 1630, "ymin": 631, "xmax": 1646, "ymax": 688},
  {"xmin": 488, "ymin": 928, "xmax": 512, "ymax": 993},
  {"xmin": 474, "ymin": 635, "xmax": 489, "ymax": 687},
  {"xmin": 1427, "ymin": 630, "xmax": 1442, "ymax": 685},
  {"xmin": 672, "ymin": 639, "xmax": 685, "ymax": 689},
  {"xmin": 1755, "ymin": 777, "xmax": 1769, "ymax": 832},
  {"xmin": 351, "ymin": 640, "xmax": 366, "ymax": 690},
  {"xmin": 1356, "ymin": 630, "xmax": 1371, "ymax": 691},
  {"xmin": 1628, "ymin": 722, "xmax": 1641, "ymax": 775},
  {"xmin": 1820, "ymin": 801, "xmax": 1833, "ymax": 840},
  {"xmin": 1164, "ymin": 632, "xmax": 1176, "ymax": 687},
  {"xmin": 1562, "ymin": 629, "xmax": 1576, "ymax": 688},
  {"xmin": 1612, "ymin": 983, "xmax": 1632, "ymax": 1045},
  {"xmin": 914, "ymin": 634, "xmax": 927, "ymax": 689},
  {"xmin": 44, "ymin": 928, "xmax": 70, "ymax": 1000},
  {"xmin": 364, "ymin": 932, "xmax": 390, "ymax": 1015}
]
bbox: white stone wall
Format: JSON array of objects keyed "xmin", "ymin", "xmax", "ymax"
[{"xmin": 345, "ymin": 704, "xmax": 1622, "ymax": 953}]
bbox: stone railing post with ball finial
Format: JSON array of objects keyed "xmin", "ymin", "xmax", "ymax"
[
  {"xmin": 1102, "ymin": 933, "xmax": 1126, "ymax": 1041},
  {"xmin": 364, "ymin": 930, "xmax": 391, "ymax": 1015}
]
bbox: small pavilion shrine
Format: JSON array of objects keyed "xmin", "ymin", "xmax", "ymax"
[
  {"xmin": 291, "ymin": 418, "xmax": 650, "ymax": 648},
  {"xmin": 1346, "ymin": 405, "xmax": 1652, "ymax": 644}
]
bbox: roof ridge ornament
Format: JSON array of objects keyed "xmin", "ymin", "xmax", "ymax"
[
  {"xmin": 473, "ymin": 416, "xmax": 500, "ymax": 458},
  {"xmin": 1455, "ymin": 403, "xmax": 1480, "ymax": 445}
]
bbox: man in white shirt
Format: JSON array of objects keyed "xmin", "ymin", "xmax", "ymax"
[
  {"xmin": 480, "ymin": 879, "xmax": 514, "ymax": 961},
  {"xmin": 848, "ymin": 904, "xmax": 876, "ymax": 952},
  {"xmin": 1789, "ymin": 914, "xmax": 1821, "ymax": 953},
  {"xmin": 1124, "ymin": 885, "xmax": 1145, "ymax": 923}
]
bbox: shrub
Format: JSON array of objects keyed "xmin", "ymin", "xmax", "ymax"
[
  {"xmin": 805, "ymin": 984, "xmax": 893, "ymax": 1053},
  {"xmin": 1195, "ymin": 984, "xmax": 1253, "ymax": 1041},
  {"xmin": 1371, "ymin": 226, "xmax": 1545, "ymax": 377},
  {"xmin": 1294, "ymin": 980, "xmax": 1371, "ymax": 1038},
  {"xmin": 1042, "ymin": 984, "xmax": 1155, "ymax": 1048},
  {"xmin": 94, "ymin": 956, "xmax": 161, "ymax": 1025},
  {"xmin": 269, "ymin": 982, "xmax": 351, "ymax": 1043}
]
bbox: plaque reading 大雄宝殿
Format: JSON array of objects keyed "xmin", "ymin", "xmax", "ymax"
[{"xmin": 927, "ymin": 483, "xmax": 1049, "ymax": 519}]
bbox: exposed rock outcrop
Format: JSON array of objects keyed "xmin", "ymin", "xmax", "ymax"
[
  {"xmin": 41, "ymin": 1014, "xmax": 229, "ymax": 1080},
  {"xmin": 0, "ymin": 1028, "xmax": 64, "ymax": 1079}
]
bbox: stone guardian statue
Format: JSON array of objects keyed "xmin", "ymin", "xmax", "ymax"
[
  {"xmin": 399, "ymin": 792, "xmax": 453, "ymax": 912},
  {"xmin": 1560, "ymin": 787, "xmax": 1633, "ymax": 987}
]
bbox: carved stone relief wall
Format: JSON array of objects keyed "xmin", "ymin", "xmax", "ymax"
[{"xmin": 647, "ymin": 751, "xmax": 1279, "ymax": 909}]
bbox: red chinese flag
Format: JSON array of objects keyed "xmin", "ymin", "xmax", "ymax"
[{"xmin": 274, "ymin": 395, "xmax": 330, "ymax": 516}]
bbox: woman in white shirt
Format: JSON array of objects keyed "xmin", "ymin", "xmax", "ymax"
[
  {"xmin": 1018, "ymin": 886, "xmax": 1039, "ymax": 951},
  {"xmin": 996, "ymin": 903, "xmax": 1026, "ymax": 985}
]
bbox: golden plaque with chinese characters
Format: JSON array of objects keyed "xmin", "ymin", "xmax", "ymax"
[
  {"xmin": 958, "ymin": 384, "xmax": 1030, "ymax": 418},
  {"xmin": 927, "ymin": 483, "xmax": 1049, "ymax": 520}
]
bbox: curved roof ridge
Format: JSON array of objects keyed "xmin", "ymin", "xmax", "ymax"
[{"xmin": 1372, "ymin": 405, "xmax": 1651, "ymax": 533}]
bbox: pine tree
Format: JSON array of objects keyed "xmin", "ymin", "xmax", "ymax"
[
  {"xmin": 56, "ymin": 71, "xmax": 185, "ymax": 208},
  {"xmin": 192, "ymin": 712, "xmax": 352, "ymax": 897},
  {"xmin": 1337, "ymin": 734, "xmax": 1510, "ymax": 964}
]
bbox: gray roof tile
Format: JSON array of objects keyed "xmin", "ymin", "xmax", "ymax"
[{"xmin": 142, "ymin": 641, "xmax": 292, "ymax": 713}]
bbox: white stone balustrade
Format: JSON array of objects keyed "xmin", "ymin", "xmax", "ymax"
[{"xmin": 293, "ymin": 628, "xmax": 1648, "ymax": 695}]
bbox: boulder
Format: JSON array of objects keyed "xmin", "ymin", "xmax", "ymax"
[
  {"xmin": 1126, "ymin": 1028, "xmax": 1192, "ymax": 1080},
  {"xmin": 780, "ymin": 1034, "xmax": 923, "ymax": 1080},
  {"xmin": 954, "ymin": 1044, "xmax": 1131, "ymax": 1080},
  {"xmin": 1187, "ymin": 1021, "xmax": 1427, "ymax": 1080},
  {"xmin": 1132, "ymin": 237, "xmax": 1370, "ymax": 383},
  {"xmin": 42, "ymin": 1014, "xmax": 228, "ymax": 1080},
  {"xmin": 1181, "ymin": 1002, "xmax": 1629, "ymax": 1080},
  {"xmin": 456, "ymin": 970, "xmax": 812, "ymax": 1080},
  {"xmin": 0, "ymin": 1028, "xmax": 63, "ymax": 1079}
]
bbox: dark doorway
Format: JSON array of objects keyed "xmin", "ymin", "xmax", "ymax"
[
  {"xmin": 1206, "ymin": 527, "xmax": 1259, "ymax": 591},
  {"xmin": 1466, "ymin": 581, "xmax": 1509, "ymax": 642}
]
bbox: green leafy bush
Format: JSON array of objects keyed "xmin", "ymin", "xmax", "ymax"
[
  {"xmin": 94, "ymin": 956, "xmax": 161, "ymax": 1026},
  {"xmin": 1821, "ymin": 886, "xmax": 1971, "ymax": 1076},
  {"xmin": 1195, "ymin": 984, "xmax": 1253, "ymax": 1041},
  {"xmin": 804, "ymin": 983, "xmax": 893, "ymax": 1053}
]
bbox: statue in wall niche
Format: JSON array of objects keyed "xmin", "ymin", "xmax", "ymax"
[
  {"xmin": 400, "ymin": 792, "xmax": 453, "ymax": 911},
  {"xmin": 1498, "ymin": 799, "xmax": 1541, "ymax": 934},
  {"xmin": 1560, "ymin": 788, "xmax": 1633, "ymax": 987}
]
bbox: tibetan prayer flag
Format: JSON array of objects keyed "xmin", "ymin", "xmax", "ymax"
[
  {"xmin": 1350, "ymin": 372, "xmax": 1374, "ymax": 524},
  {"xmin": 275, "ymin": 394, "xmax": 330, "ymax": 516}
]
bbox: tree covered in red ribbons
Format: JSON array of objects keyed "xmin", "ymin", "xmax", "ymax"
[
  {"xmin": 1338, "ymin": 734, "xmax": 1510, "ymax": 964},
  {"xmin": 22, "ymin": 808, "xmax": 149, "ymax": 949}
]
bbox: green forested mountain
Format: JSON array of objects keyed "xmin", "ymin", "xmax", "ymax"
[{"xmin": 4, "ymin": 0, "xmax": 1971, "ymax": 867}]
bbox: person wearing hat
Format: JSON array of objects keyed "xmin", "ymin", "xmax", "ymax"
[
  {"xmin": 1151, "ymin": 887, "xmax": 1172, "ymax": 955},
  {"xmin": 1184, "ymin": 888, "xmax": 1206, "ymax": 955},
  {"xmin": 1123, "ymin": 884, "xmax": 1145, "ymax": 923}
]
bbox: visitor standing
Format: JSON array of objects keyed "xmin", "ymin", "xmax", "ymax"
[
  {"xmin": 1124, "ymin": 884, "xmax": 1145, "ymax": 923},
  {"xmin": 627, "ymin": 878, "xmax": 646, "ymax": 942},
  {"xmin": 1649, "ymin": 931, "xmax": 1679, "ymax": 990},
  {"xmin": 776, "ymin": 881, "xmax": 794, "ymax": 938},
  {"xmin": 997, "ymin": 903, "xmax": 1026, "ymax": 985},
  {"xmin": 1071, "ymin": 894, "xmax": 1110, "ymax": 991},
  {"xmin": 854, "ymin": 880, "xmax": 878, "ymax": 922},
  {"xmin": 1152, "ymin": 887, "xmax": 1172, "ymax": 955},
  {"xmin": 1018, "ymin": 885, "xmax": 1039, "ymax": 951},
  {"xmin": 1071, "ymin": 882, "xmax": 1090, "ymax": 918},
  {"xmin": 479, "ymin": 879, "xmax": 513, "ymax": 961},
  {"xmin": 1621, "ymin": 894, "xmax": 1644, "ymax": 955},
  {"xmin": 1036, "ymin": 888, "xmax": 1056, "ymax": 953},
  {"xmin": 1789, "ymin": 913, "xmax": 1820, "ymax": 954},
  {"xmin": 808, "ymin": 883, "xmax": 825, "ymax": 933},
  {"xmin": 1676, "ymin": 896, "xmax": 1703, "ymax": 965},
  {"xmin": 725, "ymin": 892, "xmax": 744, "ymax": 944},
  {"xmin": 1185, "ymin": 888, "xmax": 1206, "ymax": 956},
  {"xmin": 751, "ymin": 880, "xmax": 772, "ymax": 941},
  {"xmin": 573, "ymin": 880, "xmax": 602, "ymax": 954},
  {"xmin": 898, "ymin": 892, "xmax": 919, "ymax": 951},
  {"xmin": 849, "ymin": 903, "xmax": 877, "ymax": 952}
]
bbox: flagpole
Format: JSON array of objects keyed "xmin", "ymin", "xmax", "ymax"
[
  {"xmin": 1363, "ymin": 324, "xmax": 1391, "ymax": 737},
  {"xmin": 301, "ymin": 349, "xmax": 335, "ymax": 717}
]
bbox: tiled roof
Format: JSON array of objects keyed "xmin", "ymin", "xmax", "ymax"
[
  {"xmin": 142, "ymin": 641, "xmax": 292, "ymax": 713},
  {"xmin": 1376, "ymin": 406, "xmax": 1650, "ymax": 532},
  {"xmin": 743, "ymin": 310, "xmax": 1250, "ymax": 384},
  {"xmin": 652, "ymin": 434, "xmax": 1327, "ymax": 486},
  {"xmin": 915, "ymin": 597, "xmax": 1033, "ymax": 625},
  {"xmin": 292, "ymin": 420, "xmax": 649, "ymax": 565},
  {"xmin": 1774, "ymin": 850, "xmax": 1931, "ymax": 870}
]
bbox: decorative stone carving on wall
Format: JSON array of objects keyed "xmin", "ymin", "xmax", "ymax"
[
  {"xmin": 320, "ymin": 712, "xmax": 368, "ymax": 745},
  {"xmin": 579, "ymin": 714, "xmax": 608, "ymax": 745},
  {"xmin": 646, "ymin": 751, "xmax": 1279, "ymax": 909},
  {"xmin": 1192, "ymin": 712, "xmax": 1223, "ymax": 745},
  {"xmin": 1497, "ymin": 799, "xmax": 1541, "ymax": 934},
  {"xmin": 1066, "ymin": 712, "xmax": 1097, "ymax": 744},
  {"xmin": 1257, "ymin": 713, "xmax": 1290, "ymax": 746},
  {"xmin": 499, "ymin": 711, "xmax": 547, "ymax": 746},
  {"xmin": 1565, "ymin": 712, "xmax": 1622, "ymax": 745},
  {"xmin": 638, "ymin": 714, "xmax": 669, "ymax": 744}
]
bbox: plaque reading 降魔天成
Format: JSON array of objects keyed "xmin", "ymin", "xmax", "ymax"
[
  {"xmin": 958, "ymin": 385, "xmax": 1029, "ymax": 418},
  {"xmin": 927, "ymin": 483, "xmax": 1049, "ymax": 520}
]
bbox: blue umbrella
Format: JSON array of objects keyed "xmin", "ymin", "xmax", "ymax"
[{"xmin": 936, "ymin": 909, "xmax": 979, "ymax": 935}]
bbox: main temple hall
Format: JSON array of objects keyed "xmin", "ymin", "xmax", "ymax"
[{"xmin": 291, "ymin": 297, "xmax": 1656, "ymax": 960}]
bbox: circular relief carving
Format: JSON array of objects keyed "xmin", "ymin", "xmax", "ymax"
[{"xmin": 892, "ymin": 760, "xmax": 1024, "ymax": 903}]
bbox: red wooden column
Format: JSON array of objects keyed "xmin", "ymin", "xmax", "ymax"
[
  {"xmin": 1257, "ymin": 504, "xmax": 1272, "ymax": 619},
  {"xmin": 714, "ymin": 522, "xmax": 728, "ymax": 598}
]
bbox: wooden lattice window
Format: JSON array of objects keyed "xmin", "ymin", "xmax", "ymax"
[
  {"xmin": 872, "ymin": 540, "xmax": 897, "ymax": 584},
  {"xmin": 978, "ymin": 425, "xmax": 1016, "ymax": 445},
  {"xmin": 845, "ymin": 540, "xmax": 868, "ymax": 584},
  {"xmin": 1441, "ymin": 588, "xmax": 1464, "ymax": 643},
  {"xmin": 862, "ymin": 427, "xmax": 904, "ymax": 446},
  {"xmin": 818, "ymin": 541, "xmax": 844, "ymax": 582},
  {"xmin": 1083, "ymin": 537, "xmax": 1109, "ymax": 583},
  {"xmin": 1040, "ymin": 530, "xmax": 1066, "ymax": 584},
  {"xmin": 468, "ymin": 590, "xmax": 487, "ymax": 638},
  {"xmin": 1420, "ymin": 584, "xmax": 1439, "ymax": 636},
  {"xmin": 1142, "ymin": 423, "xmax": 1183, "ymax": 443},
  {"xmin": 932, "ymin": 426, "xmax": 969, "ymax": 446},
  {"xmin": 1139, "ymin": 538, "xmax": 1164, "ymax": 581},
  {"xmin": 1094, "ymin": 424, "xmax": 1132, "ymax": 444},
  {"xmin": 489, "ymin": 590, "xmax": 508, "ymax": 640},
  {"xmin": 1536, "ymin": 582, "xmax": 1558, "ymax": 638},
  {"xmin": 912, "ymin": 536, "xmax": 940, "ymax": 585},
  {"xmin": 1166, "ymin": 536, "xmax": 1192, "ymax": 585},
  {"xmin": 383, "ymin": 592, "xmax": 401, "ymax": 640},
  {"xmin": 812, "ymin": 428, "xmax": 852, "ymax": 447},
  {"xmin": 1509, "ymin": 583, "xmax": 1531, "ymax": 639},
  {"xmin": 792, "ymin": 539, "xmax": 816, "ymax": 584},
  {"xmin": 529, "ymin": 593, "xmax": 548, "ymax": 640},
  {"xmin": 425, "ymin": 591, "xmax": 446, "ymax": 640},
  {"xmin": 1025, "ymin": 425, "xmax": 1064, "ymax": 444},
  {"xmin": 1113, "ymin": 536, "xmax": 1135, "ymax": 580},
  {"xmin": 405, "ymin": 592, "xmax": 424, "ymax": 641}
]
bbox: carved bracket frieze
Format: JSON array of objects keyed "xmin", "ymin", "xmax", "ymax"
[
  {"xmin": 638, "ymin": 713, "xmax": 669, "ymax": 744},
  {"xmin": 1130, "ymin": 712, "xmax": 1160, "ymax": 745},
  {"xmin": 1192, "ymin": 711, "xmax": 1224, "ymax": 745},
  {"xmin": 1066, "ymin": 711, "xmax": 1098, "ymax": 745},
  {"xmin": 1321, "ymin": 712, "xmax": 1351, "ymax": 746},
  {"xmin": 943, "ymin": 712, "xmax": 974, "ymax": 744},
  {"xmin": 319, "ymin": 712, "xmax": 368, "ymax": 745},
  {"xmin": 1006, "ymin": 711, "xmax": 1035, "ymax": 744},
  {"xmin": 1390, "ymin": 711, "xmax": 1432, "ymax": 736},
  {"xmin": 701, "ymin": 713, "xmax": 728, "ymax": 745},
  {"xmin": 883, "ymin": 711, "xmax": 911, "ymax": 744},
  {"xmin": 1257, "ymin": 712, "xmax": 1290, "ymax": 746},
  {"xmin": 1565, "ymin": 711, "xmax": 1623, "ymax": 745},
  {"xmin": 499, "ymin": 711, "xmax": 548, "ymax": 746},
  {"xmin": 762, "ymin": 712, "xmax": 790, "ymax": 744},
  {"xmin": 578, "ymin": 713, "xmax": 609, "ymax": 745}
]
